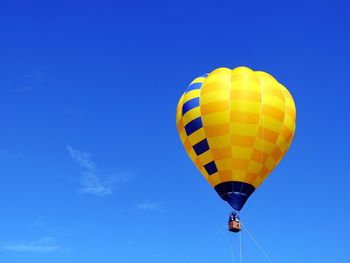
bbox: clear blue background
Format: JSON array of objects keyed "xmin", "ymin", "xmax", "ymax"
[{"xmin": 0, "ymin": 0, "xmax": 349, "ymax": 262}]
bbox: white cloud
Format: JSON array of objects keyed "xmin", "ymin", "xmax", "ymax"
[
  {"xmin": 137, "ymin": 201, "xmax": 162, "ymax": 212},
  {"xmin": 78, "ymin": 171, "xmax": 113, "ymax": 196},
  {"xmin": 1, "ymin": 237, "xmax": 65, "ymax": 253},
  {"xmin": 67, "ymin": 146, "xmax": 95, "ymax": 170},
  {"xmin": 67, "ymin": 145, "xmax": 129, "ymax": 196}
]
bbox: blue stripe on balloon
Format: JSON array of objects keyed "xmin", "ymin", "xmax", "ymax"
[
  {"xmin": 182, "ymin": 97, "xmax": 200, "ymax": 115},
  {"xmin": 204, "ymin": 161, "xmax": 218, "ymax": 175},
  {"xmin": 184, "ymin": 117, "xmax": 203, "ymax": 136},
  {"xmin": 193, "ymin": 139, "xmax": 210, "ymax": 156},
  {"xmin": 186, "ymin": 82, "xmax": 202, "ymax": 92}
]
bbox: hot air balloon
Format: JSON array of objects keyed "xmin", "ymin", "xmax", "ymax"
[{"xmin": 176, "ymin": 67, "xmax": 296, "ymax": 232}]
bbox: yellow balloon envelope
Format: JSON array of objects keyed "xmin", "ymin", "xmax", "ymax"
[{"xmin": 176, "ymin": 67, "xmax": 296, "ymax": 210}]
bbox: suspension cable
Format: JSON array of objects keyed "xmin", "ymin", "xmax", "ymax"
[
  {"xmin": 183, "ymin": 224, "xmax": 226, "ymax": 262},
  {"xmin": 230, "ymin": 243, "xmax": 235, "ymax": 262},
  {"xmin": 239, "ymin": 230, "xmax": 243, "ymax": 263},
  {"xmin": 229, "ymin": 232, "xmax": 235, "ymax": 263},
  {"xmin": 241, "ymin": 221, "xmax": 274, "ymax": 263}
]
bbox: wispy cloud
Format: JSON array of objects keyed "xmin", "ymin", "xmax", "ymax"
[
  {"xmin": 137, "ymin": 201, "xmax": 162, "ymax": 212},
  {"xmin": 11, "ymin": 69, "xmax": 45, "ymax": 93},
  {"xmin": 67, "ymin": 146, "xmax": 95, "ymax": 170},
  {"xmin": 67, "ymin": 145, "xmax": 129, "ymax": 196},
  {"xmin": 1, "ymin": 237, "xmax": 65, "ymax": 253}
]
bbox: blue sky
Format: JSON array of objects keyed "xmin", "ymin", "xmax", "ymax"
[{"xmin": 0, "ymin": 0, "xmax": 349, "ymax": 262}]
